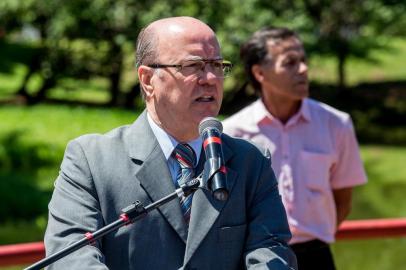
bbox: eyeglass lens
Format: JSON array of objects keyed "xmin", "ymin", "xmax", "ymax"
[{"xmin": 181, "ymin": 60, "xmax": 231, "ymax": 77}]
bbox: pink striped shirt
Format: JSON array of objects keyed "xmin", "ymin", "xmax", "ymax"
[{"xmin": 223, "ymin": 98, "xmax": 367, "ymax": 244}]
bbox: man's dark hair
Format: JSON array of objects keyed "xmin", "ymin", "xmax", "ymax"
[{"xmin": 240, "ymin": 27, "xmax": 298, "ymax": 92}]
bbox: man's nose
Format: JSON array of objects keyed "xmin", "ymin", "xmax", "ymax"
[
  {"xmin": 299, "ymin": 61, "xmax": 308, "ymax": 74},
  {"xmin": 198, "ymin": 65, "xmax": 220, "ymax": 84}
]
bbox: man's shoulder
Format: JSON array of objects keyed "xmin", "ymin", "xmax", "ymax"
[
  {"xmin": 223, "ymin": 100, "xmax": 261, "ymax": 134},
  {"xmin": 71, "ymin": 124, "xmax": 132, "ymax": 149},
  {"xmin": 224, "ymin": 100, "xmax": 259, "ymax": 120},
  {"xmin": 222, "ymin": 133, "xmax": 270, "ymax": 158},
  {"xmin": 307, "ymin": 98, "xmax": 351, "ymax": 126}
]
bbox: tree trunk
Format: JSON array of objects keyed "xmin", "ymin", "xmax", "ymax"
[
  {"xmin": 32, "ymin": 77, "xmax": 56, "ymax": 104},
  {"xmin": 124, "ymin": 83, "xmax": 141, "ymax": 109},
  {"xmin": 107, "ymin": 44, "xmax": 123, "ymax": 107},
  {"xmin": 15, "ymin": 54, "xmax": 42, "ymax": 103},
  {"xmin": 15, "ymin": 68, "xmax": 33, "ymax": 100},
  {"xmin": 108, "ymin": 69, "xmax": 121, "ymax": 106}
]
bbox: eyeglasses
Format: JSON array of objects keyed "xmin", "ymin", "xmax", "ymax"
[{"xmin": 148, "ymin": 59, "xmax": 233, "ymax": 78}]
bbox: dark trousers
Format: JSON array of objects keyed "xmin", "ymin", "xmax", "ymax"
[{"xmin": 290, "ymin": 240, "xmax": 336, "ymax": 270}]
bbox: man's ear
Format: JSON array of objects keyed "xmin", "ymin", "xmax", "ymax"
[
  {"xmin": 251, "ymin": 64, "xmax": 264, "ymax": 83},
  {"xmin": 138, "ymin": 66, "xmax": 154, "ymax": 98}
]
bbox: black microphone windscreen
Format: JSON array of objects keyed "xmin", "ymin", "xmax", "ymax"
[{"xmin": 198, "ymin": 117, "xmax": 223, "ymax": 135}]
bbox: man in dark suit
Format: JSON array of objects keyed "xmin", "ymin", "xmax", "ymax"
[{"xmin": 44, "ymin": 16, "xmax": 297, "ymax": 270}]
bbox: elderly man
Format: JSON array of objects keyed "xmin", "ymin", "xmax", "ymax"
[
  {"xmin": 44, "ymin": 17, "xmax": 296, "ymax": 270},
  {"xmin": 223, "ymin": 27, "xmax": 367, "ymax": 270}
]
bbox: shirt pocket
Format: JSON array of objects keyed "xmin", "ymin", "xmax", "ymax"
[{"xmin": 300, "ymin": 150, "xmax": 333, "ymax": 192}]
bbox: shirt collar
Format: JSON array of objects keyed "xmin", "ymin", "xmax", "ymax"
[
  {"xmin": 300, "ymin": 98, "xmax": 312, "ymax": 122},
  {"xmin": 252, "ymin": 99, "xmax": 274, "ymax": 124},
  {"xmin": 254, "ymin": 98, "xmax": 311, "ymax": 125},
  {"xmin": 147, "ymin": 112, "xmax": 202, "ymax": 163}
]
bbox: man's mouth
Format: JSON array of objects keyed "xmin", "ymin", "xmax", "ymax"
[
  {"xmin": 196, "ymin": 95, "xmax": 215, "ymax": 102},
  {"xmin": 296, "ymin": 77, "xmax": 308, "ymax": 84},
  {"xmin": 296, "ymin": 80, "xmax": 308, "ymax": 86}
]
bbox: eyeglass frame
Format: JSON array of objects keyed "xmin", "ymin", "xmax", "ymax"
[{"xmin": 147, "ymin": 59, "xmax": 233, "ymax": 78}]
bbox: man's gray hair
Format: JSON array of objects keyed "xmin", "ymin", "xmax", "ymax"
[{"xmin": 135, "ymin": 26, "xmax": 159, "ymax": 99}]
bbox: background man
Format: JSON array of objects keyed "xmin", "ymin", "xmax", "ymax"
[
  {"xmin": 223, "ymin": 27, "xmax": 367, "ymax": 270},
  {"xmin": 44, "ymin": 18, "xmax": 297, "ymax": 269}
]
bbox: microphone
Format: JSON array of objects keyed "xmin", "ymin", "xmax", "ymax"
[{"xmin": 199, "ymin": 117, "xmax": 229, "ymax": 201}]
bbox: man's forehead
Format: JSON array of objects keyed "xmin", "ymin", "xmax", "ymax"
[
  {"xmin": 158, "ymin": 34, "xmax": 221, "ymax": 61},
  {"xmin": 267, "ymin": 37, "xmax": 304, "ymax": 56},
  {"xmin": 166, "ymin": 49, "xmax": 222, "ymax": 64},
  {"xmin": 185, "ymin": 39, "xmax": 221, "ymax": 55},
  {"xmin": 184, "ymin": 55, "xmax": 222, "ymax": 61}
]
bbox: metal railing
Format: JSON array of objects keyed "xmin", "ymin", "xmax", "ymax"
[{"xmin": 1, "ymin": 218, "xmax": 405, "ymax": 267}]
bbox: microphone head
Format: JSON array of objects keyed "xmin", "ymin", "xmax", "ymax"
[{"xmin": 199, "ymin": 117, "xmax": 223, "ymax": 135}]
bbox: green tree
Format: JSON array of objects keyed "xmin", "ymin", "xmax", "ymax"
[
  {"xmin": 1, "ymin": 0, "xmax": 163, "ymax": 106},
  {"xmin": 2, "ymin": 0, "xmax": 405, "ymax": 106},
  {"xmin": 218, "ymin": 0, "xmax": 406, "ymax": 91},
  {"xmin": 301, "ymin": 0, "xmax": 406, "ymax": 89},
  {"xmin": 254, "ymin": 0, "xmax": 406, "ymax": 89},
  {"xmin": 0, "ymin": 0, "xmax": 86, "ymax": 103}
]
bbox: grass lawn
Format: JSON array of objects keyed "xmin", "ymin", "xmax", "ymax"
[
  {"xmin": 333, "ymin": 146, "xmax": 406, "ymax": 270},
  {"xmin": 0, "ymin": 105, "xmax": 137, "ymax": 245},
  {"xmin": 0, "ymin": 105, "xmax": 405, "ymax": 269},
  {"xmin": 309, "ymin": 38, "xmax": 406, "ymax": 86}
]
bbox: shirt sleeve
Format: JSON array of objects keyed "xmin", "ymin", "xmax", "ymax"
[{"xmin": 330, "ymin": 116, "xmax": 368, "ymax": 189}]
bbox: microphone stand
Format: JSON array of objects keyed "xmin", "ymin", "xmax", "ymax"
[{"xmin": 24, "ymin": 177, "xmax": 201, "ymax": 270}]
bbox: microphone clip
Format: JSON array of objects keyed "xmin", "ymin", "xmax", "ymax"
[
  {"xmin": 179, "ymin": 177, "xmax": 201, "ymax": 197},
  {"xmin": 201, "ymin": 158, "xmax": 229, "ymax": 201},
  {"xmin": 202, "ymin": 157, "xmax": 224, "ymax": 185}
]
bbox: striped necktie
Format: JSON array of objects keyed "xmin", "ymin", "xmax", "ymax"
[{"xmin": 172, "ymin": 143, "xmax": 196, "ymax": 226}]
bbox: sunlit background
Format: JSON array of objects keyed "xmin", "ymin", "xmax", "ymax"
[{"xmin": 0, "ymin": 0, "xmax": 405, "ymax": 269}]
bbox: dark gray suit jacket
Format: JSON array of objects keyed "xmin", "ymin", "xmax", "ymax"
[{"xmin": 44, "ymin": 111, "xmax": 297, "ymax": 270}]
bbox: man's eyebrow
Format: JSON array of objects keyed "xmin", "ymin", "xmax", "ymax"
[{"xmin": 283, "ymin": 50, "xmax": 305, "ymax": 58}]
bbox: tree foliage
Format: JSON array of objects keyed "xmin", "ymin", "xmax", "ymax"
[
  {"xmin": 298, "ymin": 0, "xmax": 406, "ymax": 89},
  {"xmin": 0, "ymin": 0, "xmax": 405, "ymax": 105}
]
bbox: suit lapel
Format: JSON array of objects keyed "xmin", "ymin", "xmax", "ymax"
[
  {"xmin": 126, "ymin": 114, "xmax": 239, "ymax": 259},
  {"xmin": 127, "ymin": 111, "xmax": 188, "ymax": 243},
  {"xmin": 184, "ymin": 136, "xmax": 237, "ymax": 265}
]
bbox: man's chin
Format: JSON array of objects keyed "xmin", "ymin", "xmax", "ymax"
[
  {"xmin": 295, "ymin": 85, "xmax": 309, "ymax": 98},
  {"xmin": 196, "ymin": 107, "xmax": 220, "ymax": 118}
]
